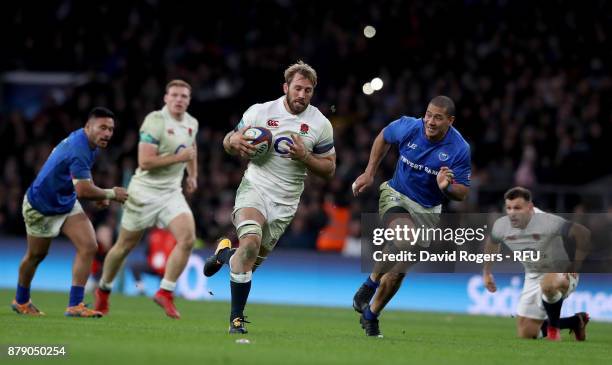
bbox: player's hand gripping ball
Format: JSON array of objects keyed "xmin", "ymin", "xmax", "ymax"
[{"xmin": 243, "ymin": 127, "xmax": 272, "ymax": 160}]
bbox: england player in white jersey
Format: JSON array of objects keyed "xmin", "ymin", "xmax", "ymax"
[
  {"xmin": 203, "ymin": 61, "xmax": 336, "ymax": 333},
  {"xmin": 483, "ymin": 187, "xmax": 591, "ymax": 341},
  {"xmin": 94, "ymin": 80, "xmax": 199, "ymax": 319}
]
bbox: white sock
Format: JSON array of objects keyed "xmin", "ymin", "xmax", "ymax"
[
  {"xmin": 98, "ymin": 280, "xmax": 113, "ymax": 291},
  {"xmin": 160, "ymin": 279, "xmax": 176, "ymax": 292}
]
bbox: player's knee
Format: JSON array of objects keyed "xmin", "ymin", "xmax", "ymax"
[
  {"xmin": 385, "ymin": 272, "xmax": 406, "ymax": 284},
  {"xmin": 115, "ymin": 236, "xmax": 138, "ymax": 255},
  {"xmin": 540, "ymin": 280, "xmax": 562, "ymax": 299},
  {"xmin": 25, "ymin": 250, "xmax": 48, "ymax": 264},
  {"xmin": 517, "ymin": 329, "xmax": 538, "ymax": 339},
  {"xmin": 176, "ymin": 236, "xmax": 195, "ymax": 252},
  {"xmin": 517, "ymin": 323, "xmax": 540, "ymax": 339},
  {"xmin": 79, "ymin": 240, "xmax": 98, "ymax": 257},
  {"xmin": 241, "ymin": 239, "xmax": 260, "ymax": 261}
]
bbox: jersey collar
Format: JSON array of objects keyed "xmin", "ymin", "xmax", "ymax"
[
  {"xmin": 78, "ymin": 128, "xmax": 98, "ymax": 151},
  {"xmin": 420, "ymin": 118, "xmax": 452, "ymax": 146},
  {"xmin": 162, "ymin": 105, "xmax": 186, "ymax": 123}
]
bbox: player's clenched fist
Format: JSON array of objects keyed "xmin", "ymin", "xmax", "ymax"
[
  {"xmin": 112, "ymin": 187, "xmax": 129, "ymax": 203},
  {"xmin": 288, "ymin": 134, "xmax": 308, "ymax": 162},
  {"xmin": 176, "ymin": 146, "xmax": 196, "ymax": 162},
  {"xmin": 437, "ymin": 166, "xmax": 455, "ymax": 190},
  {"xmin": 352, "ymin": 172, "xmax": 374, "ymax": 197},
  {"xmin": 483, "ymin": 271, "xmax": 497, "ymax": 293}
]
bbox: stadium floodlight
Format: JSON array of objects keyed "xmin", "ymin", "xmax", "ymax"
[
  {"xmin": 362, "ymin": 82, "xmax": 374, "ymax": 95},
  {"xmin": 363, "ymin": 25, "xmax": 376, "ymax": 38},
  {"xmin": 371, "ymin": 77, "xmax": 383, "ymax": 91}
]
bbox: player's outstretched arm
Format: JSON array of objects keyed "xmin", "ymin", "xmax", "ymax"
[
  {"xmin": 352, "ymin": 131, "xmax": 391, "ymax": 196},
  {"xmin": 568, "ymin": 222, "xmax": 591, "ymax": 272},
  {"xmin": 482, "ymin": 237, "xmax": 500, "ymax": 292},
  {"xmin": 74, "ymin": 180, "xmax": 128, "ymax": 203},
  {"xmin": 138, "ymin": 142, "xmax": 195, "ymax": 170}
]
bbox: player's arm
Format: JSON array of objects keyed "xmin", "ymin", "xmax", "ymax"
[
  {"xmin": 138, "ymin": 143, "xmax": 195, "ymax": 170},
  {"xmin": 299, "ymin": 150, "xmax": 336, "ymax": 180},
  {"xmin": 437, "ymin": 170, "xmax": 469, "ymax": 201},
  {"xmin": 438, "ymin": 145, "xmax": 471, "ymax": 201},
  {"xmin": 565, "ymin": 222, "xmax": 591, "ymax": 272},
  {"xmin": 74, "ymin": 179, "xmax": 128, "ymax": 203},
  {"xmin": 287, "ymin": 133, "xmax": 336, "ymax": 180},
  {"xmin": 352, "ymin": 131, "xmax": 391, "ymax": 196},
  {"xmin": 137, "ymin": 113, "xmax": 194, "ymax": 170},
  {"xmin": 482, "ymin": 236, "xmax": 501, "ymax": 292},
  {"xmin": 70, "ymin": 153, "xmax": 128, "ymax": 203},
  {"xmin": 185, "ymin": 142, "xmax": 198, "ymax": 193}
]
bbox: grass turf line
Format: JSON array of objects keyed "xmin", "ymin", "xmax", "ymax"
[{"xmin": 1, "ymin": 290, "xmax": 611, "ymax": 365}]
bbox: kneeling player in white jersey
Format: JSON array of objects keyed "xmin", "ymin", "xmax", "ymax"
[
  {"xmin": 483, "ymin": 187, "xmax": 591, "ymax": 341},
  {"xmin": 203, "ymin": 61, "xmax": 336, "ymax": 333},
  {"xmin": 95, "ymin": 80, "xmax": 199, "ymax": 319}
]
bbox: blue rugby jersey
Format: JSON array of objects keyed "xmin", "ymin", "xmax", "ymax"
[
  {"xmin": 27, "ymin": 128, "xmax": 98, "ymax": 215},
  {"xmin": 383, "ymin": 116, "xmax": 471, "ymax": 208}
]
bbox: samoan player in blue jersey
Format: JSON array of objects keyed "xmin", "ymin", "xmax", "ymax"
[
  {"xmin": 11, "ymin": 107, "xmax": 128, "ymax": 318},
  {"xmin": 351, "ymin": 96, "xmax": 471, "ymax": 337}
]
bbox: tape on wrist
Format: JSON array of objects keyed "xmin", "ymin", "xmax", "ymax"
[{"xmin": 104, "ymin": 189, "xmax": 116, "ymax": 200}]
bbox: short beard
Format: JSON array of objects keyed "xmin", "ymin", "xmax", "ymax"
[{"xmin": 286, "ymin": 95, "xmax": 307, "ymax": 114}]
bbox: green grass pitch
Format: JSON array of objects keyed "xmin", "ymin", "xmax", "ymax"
[{"xmin": 1, "ymin": 290, "xmax": 611, "ymax": 365}]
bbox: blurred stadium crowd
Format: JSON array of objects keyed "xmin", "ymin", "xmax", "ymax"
[{"xmin": 1, "ymin": 0, "xmax": 611, "ymax": 251}]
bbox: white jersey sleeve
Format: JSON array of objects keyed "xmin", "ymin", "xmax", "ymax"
[
  {"xmin": 490, "ymin": 216, "xmax": 507, "ymax": 245},
  {"xmin": 236, "ymin": 104, "xmax": 264, "ymax": 130},
  {"xmin": 536, "ymin": 211, "xmax": 568, "ymax": 237},
  {"xmin": 312, "ymin": 119, "xmax": 335, "ymax": 157}
]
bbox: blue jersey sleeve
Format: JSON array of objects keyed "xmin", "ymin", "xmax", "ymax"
[
  {"xmin": 451, "ymin": 145, "xmax": 471, "ymax": 186},
  {"xmin": 69, "ymin": 151, "xmax": 92, "ymax": 180},
  {"xmin": 383, "ymin": 117, "xmax": 418, "ymax": 145}
]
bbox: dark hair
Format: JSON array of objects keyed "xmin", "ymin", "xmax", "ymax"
[
  {"xmin": 88, "ymin": 107, "xmax": 115, "ymax": 121},
  {"xmin": 429, "ymin": 95, "xmax": 455, "ymax": 117},
  {"xmin": 504, "ymin": 186, "xmax": 532, "ymax": 202}
]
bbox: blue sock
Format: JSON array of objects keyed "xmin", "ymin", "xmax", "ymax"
[
  {"xmin": 69, "ymin": 286, "xmax": 85, "ymax": 307},
  {"xmin": 364, "ymin": 305, "xmax": 379, "ymax": 320},
  {"xmin": 364, "ymin": 276, "xmax": 379, "ymax": 289},
  {"xmin": 16, "ymin": 284, "xmax": 30, "ymax": 304}
]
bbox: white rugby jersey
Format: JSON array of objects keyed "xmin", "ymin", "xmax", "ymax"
[
  {"xmin": 491, "ymin": 209, "xmax": 571, "ymax": 278},
  {"xmin": 237, "ymin": 96, "xmax": 335, "ymax": 205},
  {"xmin": 132, "ymin": 106, "xmax": 198, "ymax": 190}
]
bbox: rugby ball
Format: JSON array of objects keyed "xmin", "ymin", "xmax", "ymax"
[{"xmin": 243, "ymin": 127, "xmax": 272, "ymax": 160}]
